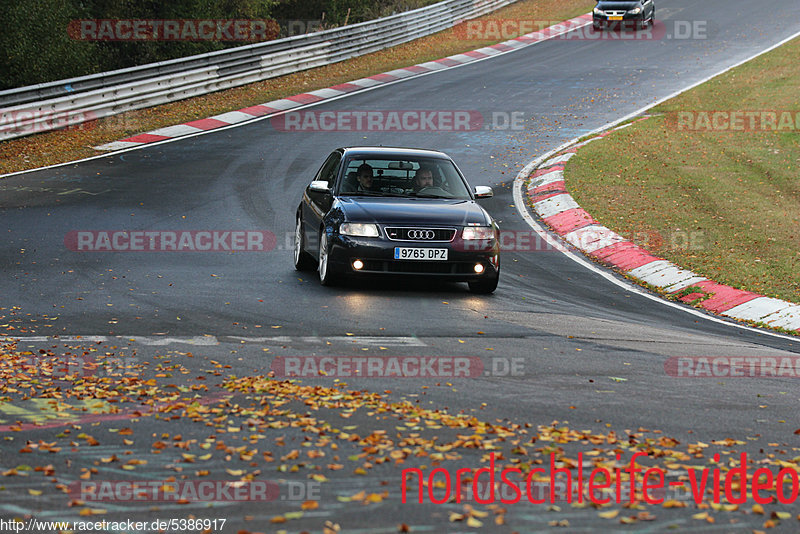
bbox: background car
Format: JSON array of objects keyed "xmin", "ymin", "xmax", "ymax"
[
  {"xmin": 294, "ymin": 147, "xmax": 500, "ymax": 293},
  {"xmin": 593, "ymin": 0, "xmax": 655, "ymax": 30}
]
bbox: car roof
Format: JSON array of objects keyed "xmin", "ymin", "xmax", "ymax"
[{"xmin": 340, "ymin": 146, "xmax": 452, "ymax": 159}]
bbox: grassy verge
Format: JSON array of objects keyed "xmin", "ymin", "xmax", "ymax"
[
  {"xmin": 0, "ymin": 0, "xmax": 593, "ymax": 175},
  {"xmin": 565, "ymin": 37, "xmax": 800, "ymax": 304}
]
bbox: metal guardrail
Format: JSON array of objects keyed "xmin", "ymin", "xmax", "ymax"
[{"xmin": 0, "ymin": 0, "xmax": 516, "ymax": 141}]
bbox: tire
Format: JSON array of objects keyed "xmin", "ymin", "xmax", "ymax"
[
  {"xmin": 318, "ymin": 230, "xmax": 338, "ymax": 286},
  {"xmin": 468, "ymin": 273, "xmax": 499, "ymax": 294},
  {"xmin": 641, "ymin": 9, "xmax": 653, "ymax": 29},
  {"xmin": 293, "ymin": 216, "xmax": 315, "ymax": 271}
]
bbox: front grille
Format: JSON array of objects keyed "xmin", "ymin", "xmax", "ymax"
[
  {"xmin": 385, "ymin": 227, "xmax": 456, "ymax": 242},
  {"xmin": 603, "ymin": 10, "xmax": 626, "ymax": 16}
]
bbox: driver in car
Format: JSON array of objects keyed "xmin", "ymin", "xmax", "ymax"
[{"xmin": 412, "ymin": 165, "xmax": 435, "ymax": 192}]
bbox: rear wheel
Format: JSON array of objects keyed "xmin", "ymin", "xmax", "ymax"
[
  {"xmin": 318, "ymin": 231, "xmax": 338, "ymax": 286},
  {"xmin": 293, "ymin": 216, "xmax": 315, "ymax": 271},
  {"xmin": 468, "ymin": 273, "xmax": 499, "ymax": 294}
]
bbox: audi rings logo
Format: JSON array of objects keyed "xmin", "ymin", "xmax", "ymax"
[{"xmin": 408, "ymin": 229, "xmax": 435, "ymax": 240}]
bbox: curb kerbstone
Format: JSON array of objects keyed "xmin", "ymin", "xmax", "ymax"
[{"xmin": 526, "ymin": 121, "xmax": 800, "ymax": 334}]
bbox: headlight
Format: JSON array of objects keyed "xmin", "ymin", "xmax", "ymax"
[
  {"xmin": 462, "ymin": 226, "xmax": 494, "ymax": 240},
  {"xmin": 628, "ymin": 7, "xmax": 641, "ymax": 14},
  {"xmin": 340, "ymin": 223, "xmax": 379, "ymax": 237},
  {"xmin": 593, "ymin": 7, "xmax": 604, "ymax": 14}
]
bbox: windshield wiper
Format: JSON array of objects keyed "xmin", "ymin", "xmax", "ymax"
[
  {"xmin": 411, "ymin": 192, "xmax": 453, "ymax": 199},
  {"xmin": 343, "ymin": 191, "xmax": 409, "ymax": 197}
]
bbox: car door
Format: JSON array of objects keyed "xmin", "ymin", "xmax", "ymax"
[{"xmin": 303, "ymin": 150, "xmax": 342, "ymax": 254}]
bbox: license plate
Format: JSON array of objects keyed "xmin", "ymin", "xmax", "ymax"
[
  {"xmin": 394, "ymin": 247, "xmax": 448, "ymax": 260},
  {"xmin": 608, "ymin": 16, "xmax": 623, "ymax": 20}
]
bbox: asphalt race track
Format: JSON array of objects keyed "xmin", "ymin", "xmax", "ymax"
[{"xmin": 2, "ymin": 0, "xmax": 800, "ymax": 531}]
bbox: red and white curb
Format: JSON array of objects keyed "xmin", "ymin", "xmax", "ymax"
[
  {"xmin": 526, "ymin": 121, "xmax": 800, "ymax": 334},
  {"xmin": 94, "ymin": 14, "xmax": 593, "ymax": 151}
]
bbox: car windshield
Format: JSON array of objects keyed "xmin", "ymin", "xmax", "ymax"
[{"xmin": 337, "ymin": 156, "xmax": 472, "ymax": 199}]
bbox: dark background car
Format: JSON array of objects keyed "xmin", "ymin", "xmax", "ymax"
[
  {"xmin": 294, "ymin": 147, "xmax": 500, "ymax": 293},
  {"xmin": 593, "ymin": 0, "xmax": 655, "ymax": 30}
]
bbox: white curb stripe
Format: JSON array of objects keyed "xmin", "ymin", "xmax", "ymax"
[
  {"xmin": 262, "ymin": 99, "xmax": 302, "ymax": 110},
  {"xmin": 445, "ymin": 54, "xmax": 479, "ymax": 64},
  {"xmin": 210, "ymin": 111, "xmax": 257, "ymax": 124},
  {"xmin": 724, "ymin": 297, "xmax": 796, "ymax": 322},
  {"xmin": 307, "ymin": 88, "xmax": 347, "ymax": 99},
  {"xmin": 759, "ymin": 305, "xmax": 800, "ymax": 329},
  {"xmin": 564, "ymin": 224, "xmax": 625, "ymax": 253},
  {"xmin": 534, "ymin": 193, "xmax": 580, "ymax": 218},
  {"xmin": 349, "ymin": 77, "xmax": 385, "ymax": 87},
  {"xmin": 94, "ymin": 141, "xmax": 142, "ymax": 151},
  {"xmin": 147, "ymin": 124, "xmax": 204, "ymax": 137},
  {"xmin": 415, "ymin": 61, "xmax": 451, "ymax": 71},
  {"xmin": 384, "ymin": 68, "xmax": 420, "ymax": 78},
  {"xmin": 530, "ymin": 169, "xmax": 564, "ymax": 188},
  {"xmin": 662, "ymin": 275, "xmax": 709, "ymax": 293},
  {"xmin": 474, "ymin": 47, "xmax": 504, "ymax": 56},
  {"xmin": 543, "ymin": 152, "xmax": 575, "ymax": 167}
]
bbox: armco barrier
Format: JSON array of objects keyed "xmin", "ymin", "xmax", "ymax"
[{"xmin": 0, "ymin": 0, "xmax": 515, "ymax": 141}]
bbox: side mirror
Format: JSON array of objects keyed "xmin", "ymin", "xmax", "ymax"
[
  {"xmin": 474, "ymin": 186, "xmax": 493, "ymax": 199},
  {"xmin": 309, "ymin": 180, "xmax": 330, "ymax": 192}
]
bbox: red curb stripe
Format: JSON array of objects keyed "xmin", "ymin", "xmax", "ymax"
[
  {"xmin": 462, "ymin": 51, "xmax": 489, "ymax": 59},
  {"xmin": 689, "ymin": 281, "xmax": 761, "ymax": 313},
  {"xmin": 329, "ymin": 82, "xmax": 362, "ymax": 92},
  {"xmin": 184, "ymin": 118, "xmax": 230, "ymax": 130},
  {"xmin": 489, "ymin": 43, "xmax": 514, "ymax": 52},
  {"xmin": 404, "ymin": 65, "xmax": 431, "ymax": 73},
  {"xmin": 530, "ymin": 191, "xmax": 564, "ymax": 202},
  {"xmin": 287, "ymin": 93, "xmax": 324, "ymax": 104},
  {"xmin": 367, "ymin": 73, "xmax": 399, "ymax": 82},
  {"xmin": 532, "ymin": 180, "xmax": 566, "ymax": 195},
  {"xmin": 542, "ymin": 208, "xmax": 596, "ymax": 235},
  {"xmin": 239, "ymin": 105, "xmax": 279, "ymax": 116},
  {"xmin": 530, "ymin": 165, "xmax": 564, "ymax": 178},
  {"xmin": 592, "ymin": 242, "xmax": 660, "ymax": 271},
  {"xmin": 121, "ymin": 133, "xmax": 171, "ymax": 143}
]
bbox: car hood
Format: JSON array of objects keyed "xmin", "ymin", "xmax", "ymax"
[
  {"xmin": 338, "ymin": 197, "xmax": 491, "ymax": 226},
  {"xmin": 596, "ymin": 1, "xmax": 641, "ymax": 9}
]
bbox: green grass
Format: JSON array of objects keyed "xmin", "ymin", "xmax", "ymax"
[{"xmin": 565, "ymin": 36, "xmax": 800, "ymax": 304}]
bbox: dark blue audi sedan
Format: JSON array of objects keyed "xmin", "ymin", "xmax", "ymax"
[{"xmin": 294, "ymin": 147, "xmax": 500, "ymax": 293}]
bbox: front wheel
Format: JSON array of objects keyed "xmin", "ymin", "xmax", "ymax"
[
  {"xmin": 318, "ymin": 230, "xmax": 338, "ymax": 286},
  {"xmin": 468, "ymin": 273, "xmax": 499, "ymax": 294},
  {"xmin": 293, "ymin": 216, "xmax": 315, "ymax": 271}
]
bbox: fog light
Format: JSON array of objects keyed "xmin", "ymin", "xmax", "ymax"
[
  {"xmin": 474, "ymin": 263, "xmax": 485, "ymax": 274},
  {"xmin": 352, "ymin": 259, "xmax": 364, "ymax": 270}
]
